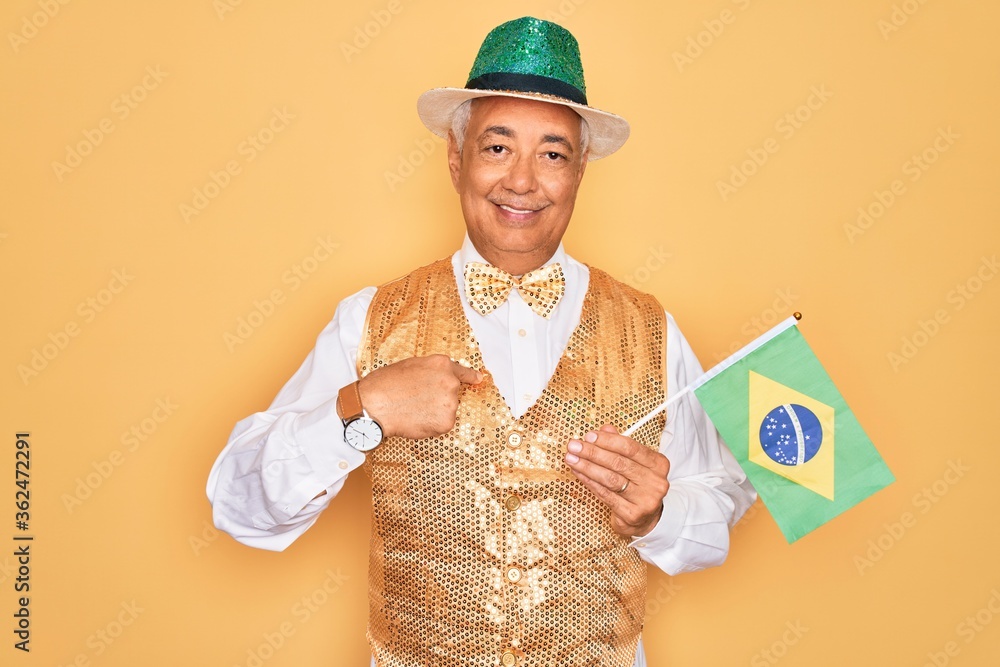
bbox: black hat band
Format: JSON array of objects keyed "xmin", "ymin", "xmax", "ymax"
[{"xmin": 465, "ymin": 72, "xmax": 588, "ymax": 106}]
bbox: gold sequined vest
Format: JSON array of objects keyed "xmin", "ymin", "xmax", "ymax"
[{"xmin": 358, "ymin": 258, "xmax": 667, "ymax": 667}]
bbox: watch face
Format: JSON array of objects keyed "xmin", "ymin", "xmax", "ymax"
[{"xmin": 345, "ymin": 418, "xmax": 383, "ymax": 452}]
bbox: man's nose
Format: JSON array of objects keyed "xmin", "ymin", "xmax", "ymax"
[{"xmin": 501, "ymin": 152, "xmax": 538, "ymax": 194}]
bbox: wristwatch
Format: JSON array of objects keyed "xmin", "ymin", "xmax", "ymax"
[{"xmin": 337, "ymin": 381, "xmax": 384, "ymax": 452}]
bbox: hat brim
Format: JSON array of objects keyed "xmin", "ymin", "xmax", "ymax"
[{"xmin": 417, "ymin": 87, "xmax": 630, "ymax": 161}]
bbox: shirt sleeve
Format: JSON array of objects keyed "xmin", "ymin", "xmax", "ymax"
[
  {"xmin": 629, "ymin": 313, "xmax": 758, "ymax": 575},
  {"xmin": 205, "ymin": 287, "xmax": 375, "ymax": 551}
]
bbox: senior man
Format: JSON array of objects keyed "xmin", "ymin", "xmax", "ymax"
[{"xmin": 208, "ymin": 16, "xmax": 755, "ymax": 667}]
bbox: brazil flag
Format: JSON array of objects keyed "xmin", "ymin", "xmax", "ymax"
[{"xmin": 691, "ymin": 318, "xmax": 894, "ymax": 543}]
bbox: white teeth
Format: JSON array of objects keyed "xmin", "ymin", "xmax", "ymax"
[{"xmin": 500, "ymin": 205, "xmax": 535, "ymax": 214}]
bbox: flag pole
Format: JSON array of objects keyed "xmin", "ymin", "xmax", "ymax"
[
  {"xmin": 623, "ymin": 386, "xmax": 691, "ymax": 437},
  {"xmin": 622, "ymin": 313, "xmax": 803, "ymax": 437}
]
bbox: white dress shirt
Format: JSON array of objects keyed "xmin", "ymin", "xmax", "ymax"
[{"xmin": 207, "ymin": 236, "xmax": 756, "ymax": 666}]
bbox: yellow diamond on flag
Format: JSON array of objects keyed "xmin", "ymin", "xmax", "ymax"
[{"xmin": 748, "ymin": 371, "xmax": 835, "ymax": 500}]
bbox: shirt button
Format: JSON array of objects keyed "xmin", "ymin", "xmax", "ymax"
[
  {"xmin": 505, "ymin": 566, "xmax": 522, "ymax": 584},
  {"xmin": 338, "ymin": 461, "xmax": 349, "ymax": 470},
  {"xmin": 500, "ymin": 650, "xmax": 518, "ymax": 666},
  {"xmin": 517, "ymin": 328, "xmax": 527, "ymax": 337},
  {"xmin": 504, "ymin": 495, "xmax": 521, "ymax": 511},
  {"xmin": 636, "ymin": 542, "xmax": 647, "ymax": 548},
  {"xmin": 506, "ymin": 432, "xmax": 522, "ymax": 449}
]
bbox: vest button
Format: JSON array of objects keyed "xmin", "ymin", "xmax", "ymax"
[
  {"xmin": 500, "ymin": 650, "xmax": 518, "ymax": 666},
  {"xmin": 504, "ymin": 495, "xmax": 521, "ymax": 511},
  {"xmin": 505, "ymin": 566, "xmax": 522, "ymax": 583},
  {"xmin": 506, "ymin": 432, "xmax": 522, "ymax": 448}
]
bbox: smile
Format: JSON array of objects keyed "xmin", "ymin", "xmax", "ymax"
[{"xmin": 498, "ymin": 204, "xmax": 543, "ymax": 215}]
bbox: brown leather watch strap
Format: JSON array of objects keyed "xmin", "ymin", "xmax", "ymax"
[{"xmin": 337, "ymin": 381, "xmax": 364, "ymax": 422}]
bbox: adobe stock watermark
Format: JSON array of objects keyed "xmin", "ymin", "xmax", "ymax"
[
  {"xmin": 644, "ymin": 577, "xmax": 683, "ymax": 618},
  {"xmin": 51, "ymin": 66, "xmax": 168, "ymax": 182},
  {"xmin": 713, "ymin": 288, "xmax": 799, "ymax": 363},
  {"xmin": 878, "ymin": 0, "xmax": 932, "ymax": 40},
  {"xmin": 541, "ymin": 0, "xmax": 589, "ymax": 24},
  {"xmin": 213, "ymin": 0, "xmax": 249, "ymax": 20},
  {"xmin": 8, "ymin": 0, "xmax": 72, "ymax": 54},
  {"xmin": 922, "ymin": 586, "xmax": 1000, "ymax": 667},
  {"xmin": 749, "ymin": 620, "xmax": 809, "ymax": 666},
  {"xmin": 56, "ymin": 600, "xmax": 144, "ymax": 666},
  {"xmin": 716, "ymin": 85, "xmax": 833, "ymax": 202},
  {"xmin": 179, "ymin": 107, "xmax": 295, "ymax": 223},
  {"xmin": 233, "ymin": 569, "xmax": 350, "ymax": 667},
  {"xmin": 17, "ymin": 268, "xmax": 134, "ymax": 385},
  {"xmin": 672, "ymin": 0, "xmax": 758, "ymax": 73},
  {"xmin": 622, "ymin": 245, "xmax": 671, "ymax": 289},
  {"xmin": 887, "ymin": 253, "xmax": 997, "ymax": 372},
  {"xmin": 189, "ymin": 518, "xmax": 221, "ymax": 556},
  {"xmin": 340, "ymin": 0, "xmax": 405, "ymax": 62},
  {"xmin": 844, "ymin": 126, "xmax": 958, "ymax": 243},
  {"xmin": 224, "ymin": 235, "xmax": 340, "ymax": 352},
  {"xmin": 61, "ymin": 398, "xmax": 180, "ymax": 513},
  {"xmin": 853, "ymin": 459, "xmax": 969, "ymax": 576},
  {"xmin": 0, "ymin": 556, "xmax": 16, "ymax": 585},
  {"xmin": 385, "ymin": 133, "xmax": 445, "ymax": 192}
]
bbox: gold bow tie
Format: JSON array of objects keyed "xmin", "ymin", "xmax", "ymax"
[{"xmin": 464, "ymin": 261, "xmax": 566, "ymax": 318}]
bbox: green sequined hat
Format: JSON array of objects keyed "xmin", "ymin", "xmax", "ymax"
[{"xmin": 417, "ymin": 17, "xmax": 629, "ymax": 160}]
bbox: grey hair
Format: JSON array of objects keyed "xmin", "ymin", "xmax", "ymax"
[{"xmin": 450, "ymin": 98, "xmax": 590, "ymax": 158}]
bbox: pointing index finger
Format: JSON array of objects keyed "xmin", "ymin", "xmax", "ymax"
[{"xmin": 451, "ymin": 361, "xmax": 484, "ymax": 385}]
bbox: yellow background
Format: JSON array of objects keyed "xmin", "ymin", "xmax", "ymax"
[{"xmin": 4, "ymin": 0, "xmax": 999, "ymax": 665}]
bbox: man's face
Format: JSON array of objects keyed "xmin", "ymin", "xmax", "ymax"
[{"xmin": 448, "ymin": 96, "xmax": 588, "ymax": 275}]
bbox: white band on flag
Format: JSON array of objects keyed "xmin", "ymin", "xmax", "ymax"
[{"xmin": 785, "ymin": 403, "xmax": 806, "ymax": 465}]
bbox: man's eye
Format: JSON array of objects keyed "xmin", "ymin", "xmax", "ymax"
[
  {"xmin": 545, "ymin": 151, "xmax": 566, "ymax": 161},
  {"xmin": 487, "ymin": 145, "xmax": 506, "ymax": 154}
]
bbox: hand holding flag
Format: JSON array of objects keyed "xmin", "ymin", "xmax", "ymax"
[{"xmin": 565, "ymin": 424, "xmax": 672, "ymax": 538}]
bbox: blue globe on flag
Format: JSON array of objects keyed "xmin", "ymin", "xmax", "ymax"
[{"xmin": 759, "ymin": 404, "xmax": 823, "ymax": 466}]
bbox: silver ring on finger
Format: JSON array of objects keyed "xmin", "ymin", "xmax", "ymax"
[{"xmin": 617, "ymin": 479, "xmax": 630, "ymax": 494}]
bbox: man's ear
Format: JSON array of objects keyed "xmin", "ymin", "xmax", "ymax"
[{"xmin": 447, "ymin": 130, "xmax": 462, "ymax": 192}]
